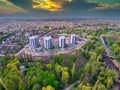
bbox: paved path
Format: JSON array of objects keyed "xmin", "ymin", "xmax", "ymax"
[
  {"xmin": 100, "ymin": 35, "xmax": 110, "ymax": 55},
  {"xmin": 0, "ymin": 78, "xmax": 8, "ymax": 90},
  {"xmin": 64, "ymin": 80, "xmax": 80, "ymax": 90},
  {"xmin": 100, "ymin": 35, "xmax": 120, "ymax": 84}
]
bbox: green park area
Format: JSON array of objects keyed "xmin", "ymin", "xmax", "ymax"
[{"xmin": 0, "ymin": 29, "xmax": 119, "ymax": 90}]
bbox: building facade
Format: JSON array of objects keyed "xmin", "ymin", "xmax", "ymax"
[
  {"xmin": 70, "ymin": 34, "xmax": 76, "ymax": 44},
  {"xmin": 44, "ymin": 36, "xmax": 53, "ymax": 49},
  {"xmin": 59, "ymin": 36, "xmax": 66, "ymax": 48},
  {"xmin": 29, "ymin": 35, "xmax": 40, "ymax": 49}
]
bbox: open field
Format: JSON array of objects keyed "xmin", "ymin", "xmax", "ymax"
[{"xmin": 110, "ymin": 34, "xmax": 120, "ymax": 40}]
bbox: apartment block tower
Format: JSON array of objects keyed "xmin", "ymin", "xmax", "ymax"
[
  {"xmin": 29, "ymin": 35, "xmax": 40, "ymax": 49},
  {"xmin": 70, "ymin": 34, "xmax": 76, "ymax": 44},
  {"xmin": 59, "ymin": 36, "xmax": 66, "ymax": 48},
  {"xmin": 44, "ymin": 36, "xmax": 53, "ymax": 49}
]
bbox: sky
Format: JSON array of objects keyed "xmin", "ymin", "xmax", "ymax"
[{"xmin": 0, "ymin": 0, "xmax": 120, "ymax": 18}]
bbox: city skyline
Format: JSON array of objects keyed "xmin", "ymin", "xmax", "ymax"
[{"xmin": 0, "ymin": 0, "xmax": 120, "ymax": 18}]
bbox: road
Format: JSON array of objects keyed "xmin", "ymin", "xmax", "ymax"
[{"xmin": 15, "ymin": 44, "xmax": 29, "ymax": 56}]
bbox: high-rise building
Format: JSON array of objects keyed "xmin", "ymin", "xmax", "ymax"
[
  {"xmin": 44, "ymin": 36, "xmax": 53, "ymax": 49},
  {"xmin": 70, "ymin": 34, "xmax": 76, "ymax": 44},
  {"xmin": 29, "ymin": 35, "xmax": 40, "ymax": 49},
  {"xmin": 59, "ymin": 36, "xmax": 66, "ymax": 48}
]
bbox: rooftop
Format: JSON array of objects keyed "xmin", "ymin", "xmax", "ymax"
[
  {"xmin": 44, "ymin": 36, "xmax": 52, "ymax": 40},
  {"xmin": 29, "ymin": 35, "xmax": 39, "ymax": 40}
]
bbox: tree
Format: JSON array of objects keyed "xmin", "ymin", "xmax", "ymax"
[
  {"xmin": 32, "ymin": 84, "xmax": 41, "ymax": 90},
  {"xmin": 106, "ymin": 37, "xmax": 114, "ymax": 46},
  {"xmin": 115, "ymin": 40, "xmax": 120, "ymax": 45},
  {"xmin": 27, "ymin": 64, "xmax": 59, "ymax": 89},
  {"xmin": 105, "ymin": 77, "xmax": 113, "ymax": 88},
  {"xmin": 62, "ymin": 71, "xmax": 70, "ymax": 86},
  {"xmin": 89, "ymin": 51, "xmax": 97, "ymax": 62},
  {"xmin": 54, "ymin": 55, "xmax": 65, "ymax": 64},
  {"xmin": 46, "ymin": 64, "xmax": 52, "ymax": 69},
  {"xmin": 112, "ymin": 44, "xmax": 119, "ymax": 50},
  {"xmin": 114, "ymin": 47, "xmax": 120, "ymax": 55},
  {"xmin": 3, "ymin": 57, "xmax": 24, "ymax": 90},
  {"xmin": 0, "ymin": 78, "xmax": 8, "ymax": 90},
  {"xmin": 42, "ymin": 85, "xmax": 55, "ymax": 90},
  {"xmin": 104, "ymin": 69, "xmax": 118, "ymax": 83},
  {"xmin": 92, "ymin": 80, "xmax": 99, "ymax": 90},
  {"xmin": 83, "ymin": 41, "xmax": 94, "ymax": 50},
  {"xmin": 97, "ymin": 54, "xmax": 102, "ymax": 61},
  {"xmin": 71, "ymin": 63, "xmax": 76, "ymax": 78},
  {"xmin": 44, "ymin": 26, "xmax": 50, "ymax": 30},
  {"xmin": 95, "ymin": 46, "xmax": 106, "ymax": 55},
  {"xmin": 6, "ymin": 56, "xmax": 20, "ymax": 68},
  {"xmin": 97, "ymin": 84, "xmax": 106, "ymax": 90},
  {"xmin": 61, "ymin": 67, "xmax": 68, "ymax": 72},
  {"xmin": 84, "ymin": 63, "xmax": 90, "ymax": 73},
  {"xmin": 78, "ymin": 83, "xmax": 83, "ymax": 90},
  {"xmin": 79, "ymin": 83, "xmax": 92, "ymax": 90},
  {"xmin": 18, "ymin": 80, "xmax": 26, "ymax": 90},
  {"xmin": 55, "ymin": 64, "xmax": 61, "ymax": 76},
  {"xmin": 110, "ymin": 70, "xmax": 118, "ymax": 81}
]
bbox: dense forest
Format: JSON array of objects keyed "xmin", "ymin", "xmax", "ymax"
[
  {"xmin": 106, "ymin": 36, "xmax": 120, "ymax": 63},
  {"xmin": 0, "ymin": 29, "xmax": 119, "ymax": 90}
]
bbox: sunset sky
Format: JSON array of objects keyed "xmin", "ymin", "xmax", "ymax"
[{"xmin": 0, "ymin": 0, "xmax": 120, "ymax": 18}]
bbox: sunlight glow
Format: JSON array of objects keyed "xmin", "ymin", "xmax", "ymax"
[{"xmin": 32, "ymin": 0, "xmax": 72, "ymax": 12}]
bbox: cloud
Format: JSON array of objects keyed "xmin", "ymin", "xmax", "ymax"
[
  {"xmin": 1, "ymin": 0, "xmax": 120, "ymax": 18},
  {"xmin": 9, "ymin": 0, "xmax": 33, "ymax": 10},
  {"xmin": 86, "ymin": 0, "xmax": 120, "ymax": 10},
  {"xmin": 63, "ymin": 0, "xmax": 98, "ymax": 12},
  {"xmin": 86, "ymin": 0, "xmax": 120, "ymax": 4},
  {"xmin": 0, "ymin": 0, "xmax": 28, "ymax": 14},
  {"xmin": 91, "ymin": 3, "xmax": 120, "ymax": 10},
  {"xmin": 9, "ymin": 0, "xmax": 98, "ymax": 12},
  {"xmin": 32, "ymin": 0, "xmax": 72, "ymax": 12}
]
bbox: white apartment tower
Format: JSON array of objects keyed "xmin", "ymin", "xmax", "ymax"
[
  {"xmin": 44, "ymin": 36, "xmax": 53, "ymax": 49},
  {"xmin": 59, "ymin": 36, "xmax": 66, "ymax": 48},
  {"xmin": 70, "ymin": 34, "xmax": 76, "ymax": 44},
  {"xmin": 29, "ymin": 35, "xmax": 40, "ymax": 49}
]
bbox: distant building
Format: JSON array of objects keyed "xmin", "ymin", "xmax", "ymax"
[
  {"xmin": 59, "ymin": 36, "xmax": 66, "ymax": 48},
  {"xmin": 29, "ymin": 35, "xmax": 40, "ymax": 49},
  {"xmin": 19, "ymin": 65, "xmax": 27, "ymax": 71},
  {"xmin": 70, "ymin": 34, "xmax": 76, "ymax": 44},
  {"xmin": 44, "ymin": 36, "xmax": 53, "ymax": 49},
  {"xmin": 25, "ymin": 32, "xmax": 30, "ymax": 38}
]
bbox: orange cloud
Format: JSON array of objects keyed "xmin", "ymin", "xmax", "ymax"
[{"xmin": 32, "ymin": 0, "xmax": 72, "ymax": 12}]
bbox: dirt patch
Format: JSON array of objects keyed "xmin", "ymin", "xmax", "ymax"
[
  {"xmin": 110, "ymin": 34, "xmax": 120, "ymax": 40},
  {"xmin": 101, "ymin": 55, "xmax": 120, "ymax": 73}
]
